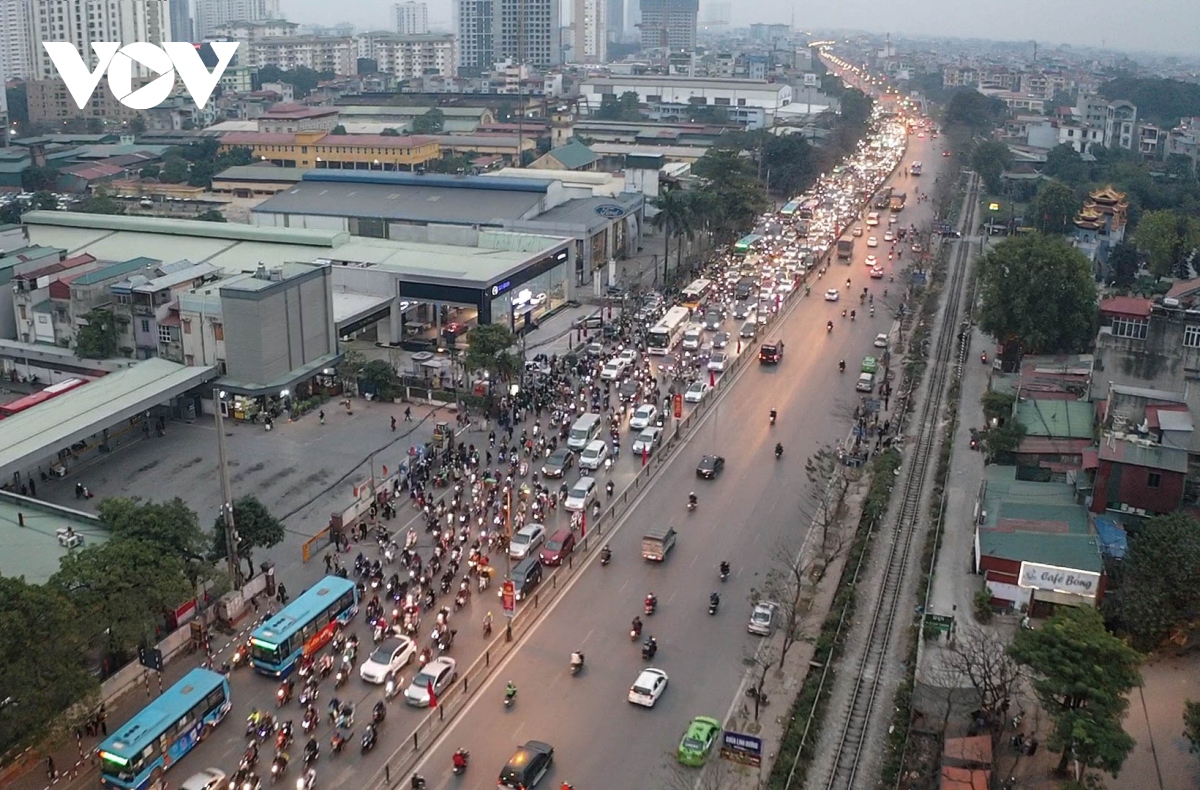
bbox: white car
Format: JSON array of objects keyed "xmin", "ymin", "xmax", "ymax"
[
  {"xmin": 565, "ymin": 477, "xmax": 597, "ymax": 511},
  {"xmin": 866, "ymin": 236, "xmax": 878, "ymax": 247},
  {"xmin": 627, "ymin": 668, "xmax": 669, "ymax": 707},
  {"xmin": 404, "ymin": 657, "xmax": 457, "ymax": 707},
  {"xmin": 865, "ymin": 254, "xmax": 877, "ymax": 266},
  {"xmin": 579, "ymin": 439, "xmax": 609, "ymax": 471},
  {"xmin": 874, "ymin": 333, "xmax": 889, "ymax": 349},
  {"xmin": 181, "ymin": 769, "xmax": 227, "ymax": 790},
  {"xmin": 631, "ymin": 427, "xmax": 662, "ymax": 455},
  {"xmin": 600, "ymin": 359, "xmax": 626, "ymax": 380},
  {"xmin": 775, "ymin": 279, "xmax": 794, "ymax": 294},
  {"xmin": 825, "ymin": 289, "xmax": 840, "ymax": 302},
  {"xmin": 748, "ymin": 601, "xmax": 779, "ymax": 635},
  {"xmin": 684, "ymin": 381, "xmax": 711, "ymax": 403},
  {"xmin": 630, "ymin": 404, "xmax": 658, "ymax": 430},
  {"xmin": 508, "ymin": 523, "xmax": 546, "ymax": 560},
  {"xmin": 618, "ymin": 348, "xmax": 638, "ymax": 365},
  {"xmin": 359, "ymin": 636, "xmax": 416, "ymax": 683},
  {"xmin": 883, "ymin": 230, "xmax": 894, "ymax": 242},
  {"xmin": 707, "ymin": 351, "xmax": 727, "ymax": 372}
]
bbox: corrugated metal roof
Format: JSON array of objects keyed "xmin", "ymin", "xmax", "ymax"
[
  {"xmin": 21, "ymin": 211, "xmax": 349, "ymax": 247},
  {"xmin": 1014, "ymin": 398, "xmax": 1094, "ymax": 439},
  {"xmin": 71, "ymin": 257, "xmax": 159, "ymax": 285},
  {"xmin": 543, "ymin": 140, "xmax": 598, "ymax": 170},
  {"xmin": 1098, "ymin": 437, "xmax": 1189, "ymax": 472}
]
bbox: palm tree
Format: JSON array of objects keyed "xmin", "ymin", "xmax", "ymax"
[{"xmin": 651, "ymin": 188, "xmax": 692, "ymax": 284}]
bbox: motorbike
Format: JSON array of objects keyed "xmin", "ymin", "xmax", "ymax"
[
  {"xmin": 838, "ymin": 360, "xmax": 846, "ymax": 373},
  {"xmin": 746, "ymin": 685, "xmax": 770, "ymax": 706},
  {"xmin": 302, "ymin": 742, "xmax": 319, "ymax": 770},
  {"xmin": 644, "ymin": 596, "xmax": 657, "ymax": 616},
  {"xmin": 296, "ymin": 770, "xmax": 316, "ymax": 790},
  {"xmin": 453, "ymin": 590, "xmax": 468, "ymax": 610},
  {"xmin": 504, "ymin": 688, "xmax": 517, "ymax": 708},
  {"xmin": 231, "ymin": 642, "xmax": 251, "ymax": 670},
  {"xmin": 981, "ymin": 351, "xmax": 989, "ymax": 365},
  {"xmin": 719, "ymin": 564, "xmax": 729, "ymax": 583},
  {"xmin": 827, "ymin": 321, "xmax": 833, "ymax": 333},
  {"xmin": 270, "ymin": 754, "xmax": 289, "ymax": 783},
  {"xmin": 276, "ymin": 725, "xmax": 294, "ymax": 752},
  {"xmin": 452, "ymin": 750, "xmax": 470, "ymax": 776},
  {"xmin": 361, "ymin": 725, "xmax": 377, "ymax": 754},
  {"xmin": 384, "ymin": 674, "xmax": 401, "ymax": 701},
  {"xmin": 708, "ymin": 595, "xmax": 720, "ymax": 615},
  {"xmin": 301, "ymin": 707, "xmax": 318, "ymax": 734},
  {"xmin": 437, "ymin": 629, "xmax": 457, "ymax": 652},
  {"xmin": 298, "ymin": 684, "xmax": 318, "ymax": 708},
  {"xmin": 570, "ymin": 653, "xmax": 584, "ymax": 676},
  {"xmin": 277, "ymin": 682, "xmax": 293, "ymax": 707},
  {"xmin": 330, "ymin": 731, "xmax": 349, "ymax": 757},
  {"xmin": 775, "ymin": 444, "xmax": 783, "ymax": 460},
  {"xmin": 334, "ymin": 667, "xmax": 347, "ymax": 690},
  {"xmin": 769, "ymin": 412, "xmax": 776, "ymax": 425},
  {"xmin": 642, "ymin": 639, "xmax": 658, "ymax": 661},
  {"xmin": 372, "ymin": 702, "xmax": 386, "ymax": 725}
]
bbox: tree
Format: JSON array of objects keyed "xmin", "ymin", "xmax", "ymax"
[
  {"xmin": 187, "ymin": 160, "xmax": 216, "ymax": 188},
  {"xmin": 686, "ymin": 105, "xmax": 730, "ymax": 125},
  {"xmin": 981, "ymin": 390, "xmax": 1015, "ymax": 425},
  {"xmin": 196, "ymin": 209, "xmax": 227, "ymax": 222},
  {"xmin": 211, "ymin": 496, "xmax": 285, "ymax": 580},
  {"xmin": 32, "ymin": 190, "xmax": 57, "ymax": 210},
  {"xmin": 944, "ymin": 89, "xmax": 1007, "ymax": 135},
  {"xmin": 690, "ymin": 147, "xmax": 769, "ymax": 244},
  {"xmin": 1185, "ymin": 700, "xmax": 1200, "ymax": 754},
  {"xmin": 78, "ymin": 192, "xmax": 126, "ymax": 215},
  {"xmin": 330, "ymin": 125, "xmax": 347, "ymax": 135},
  {"xmin": 763, "ymin": 133, "xmax": 817, "ymax": 198},
  {"xmin": 129, "ymin": 115, "xmax": 147, "ymax": 135},
  {"xmin": 935, "ymin": 626, "xmax": 1024, "ymax": 736},
  {"xmin": 1098, "ymin": 77, "xmax": 1200, "ymax": 128},
  {"xmin": 1107, "ymin": 240, "xmax": 1141, "ymax": 287},
  {"xmin": 338, "ymin": 348, "xmax": 366, "ymax": 395},
  {"xmin": 21, "ymin": 165, "xmax": 58, "ymax": 192},
  {"xmin": 361, "ymin": 359, "xmax": 397, "ymax": 399},
  {"xmin": 97, "ymin": 497, "xmax": 210, "ymax": 585},
  {"xmin": 1133, "ymin": 209, "xmax": 1200, "ymax": 279},
  {"xmin": 380, "ymin": 127, "xmax": 401, "ymax": 136},
  {"xmin": 594, "ymin": 91, "xmax": 642, "ymax": 122},
  {"xmin": 140, "ymin": 164, "xmax": 161, "ymax": 180},
  {"xmin": 53, "ymin": 539, "xmax": 193, "ymax": 657},
  {"xmin": 651, "ymin": 188, "xmax": 693, "ymax": 281},
  {"xmin": 411, "ymin": 108, "xmax": 445, "ymax": 134},
  {"xmin": 255, "ymin": 65, "xmax": 333, "ymax": 99},
  {"xmin": 1103, "ymin": 512, "xmax": 1200, "ymax": 650},
  {"xmin": 1031, "ymin": 180, "xmax": 1080, "ymax": 235},
  {"xmin": 160, "ymin": 157, "xmax": 189, "ymax": 184},
  {"xmin": 1044, "ymin": 143, "xmax": 1089, "ymax": 186},
  {"xmin": 0, "ymin": 578, "xmax": 98, "ymax": 756},
  {"xmin": 971, "ymin": 140, "xmax": 1012, "ymax": 194},
  {"xmin": 977, "ymin": 233, "xmax": 1098, "ymax": 354},
  {"xmin": 981, "ymin": 414, "xmax": 1026, "ymax": 461},
  {"xmin": 75, "ymin": 308, "xmax": 120, "ymax": 358},
  {"xmin": 1009, "ymin": 606, "xmax": 1142, "ymax": 777},
  {"xmin": 464, "ymin": 323, "xmax": 518, "ymax": 388}
]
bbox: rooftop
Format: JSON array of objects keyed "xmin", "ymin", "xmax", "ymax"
[
  {"xmin": 1014, "ymin": 398, "xmax": 1094, "ymax": 439},
  {"xmin": 582, "ymin": 75, "xmax": 789, "ymax": 91},
  {"xmin": 213, "ymin": 164, "xmax": 309, "ymax": 183},
  {"xmin": 72, "ymin": 256, "xmax": 160, "ymax": 286},
  {"xmin": 1098, "ymin": 436, "xmax": 1189, "ymax": 473},
  {"xmin": 540, "ymin": 140, "xmax": 598, "ymax": 170},
  {"xmin": 0, "ymin": 491, "xmax": 108, "ymax": 585}
]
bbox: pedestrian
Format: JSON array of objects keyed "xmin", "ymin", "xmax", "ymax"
[
  {"xmin": 250, "ymin": 594, "xmax": 260, "ymax": 613},
  {"xmin": 319, "ymin": 409, "xmax": 325, "ymax": 425},
  {"xmin": 324, "ymin": 553, "xmax": 333, "ymax": 573},
  {"xmin": 46, "ymin": 756, "xmax": 56, "ymax": 780},
  {"xmin": 404, "ymin": 406, "xmax": 412, "ymax": 422},
  {"xmin": 98, "ymin": 705, "xmax": 107, "ymax": 736},
  {"xmin": 276, "ymin": 584, "xmax": 288, "ymax": 604},
  {"xmin": 391, "ymin": 415, "xmax": 397, "ymax": 432},
  {"xmin": 28, "ymin": 476, "xmax": 36, "ymax": 498}
]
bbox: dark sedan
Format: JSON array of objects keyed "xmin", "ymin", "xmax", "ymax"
[
  {"xmin": 541, "ymin": 448, "xmax": 575, "ymax": 478},
  {"xmin": 696, "ymin": 455, "xmax": 726, "ymax": 479}
]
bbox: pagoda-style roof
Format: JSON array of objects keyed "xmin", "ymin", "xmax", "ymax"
[
  {"xmin": 1074, "ymin": 184, "xmax": 1128, "ymax": 230},
  {"xmin": 1088, "ymin": 185, "xmax": 1128, "ymax": 209}
]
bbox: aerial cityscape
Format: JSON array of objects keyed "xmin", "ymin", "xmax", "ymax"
[{"xmin": 0, "ymin": 2, "xmax": 1199, "ymax": 790}]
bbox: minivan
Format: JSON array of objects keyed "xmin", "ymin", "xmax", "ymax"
[
  {"xmin": 682, "ymin": 326, "xmax": 703, "ymax": 350},
  {"xmin": 510, "ymin": 556, "xmax": 543, "ymax": 601},
  {"xmin": 579, "ymin": 439, "xmax": 609, "ymax": 471},
  {"xmin": 567, "ymin": 413, "xmax": 602, "ymax": 451}
]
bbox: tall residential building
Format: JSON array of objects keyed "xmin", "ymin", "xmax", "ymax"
[
  {"xmin": 0, "ymin": 0, "xmax": 34, "ymax": 80},
  {"xmin": 195, "ymin": 0, "xmax": 280, "ymax": 39},
  {"xmin": 243, "ymin": 36, "xmax": 356, "ymax": 74},
  {"xmin": 32, "ymin": 0, "xmax": 172, "ymax": 80},
  {"xmin": 571, "ymin": 0, "xmax": 605, "ymax": 63},
  {"xmin": 637, "ymin": 0, "xmax": 696, "ymax": 51},
  {"xmin": 393, "ymin": 2, "xmax": 428, "ymax": 34},
  {"xmin": 493, "ymin": 0, "xmax": 560, "ymax": 68},
  {"xmin": 169, "ymin": 0, "xmax": 193, "ymax": 42},
  {"xmin": 453, "ymin": 0, "xmax": 492, "ymax": 74},
  {"xmin": 365, "ymin": 33, "xmax": 455, "ymax": 79},
  {"xmin": 605, "ymin": 0, "xmax": 622, "ymax": 43}
]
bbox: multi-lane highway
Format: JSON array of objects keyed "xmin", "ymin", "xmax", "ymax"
[{"xmin": 398, "ymin": 132, "xmax": 949, "ymax": 790}]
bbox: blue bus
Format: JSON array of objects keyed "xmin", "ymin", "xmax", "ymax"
[
  {"xmin": 779, "ymin": 199, "xmax": 802, "ymax": 217},
  {"xmin": 249, "ymin": 575, "xmax": 359, "ymax": 677},
  {"xmin": 97, "ymin": 668, "xmax": 231, "ymax": 790}
]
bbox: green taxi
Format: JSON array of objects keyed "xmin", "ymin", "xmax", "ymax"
[{"xmin": 677, "ymin": 715, "xmax": 722, "ymax": 766}]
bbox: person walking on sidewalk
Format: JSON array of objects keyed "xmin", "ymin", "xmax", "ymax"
[
  {"xmin": 404, "ymin": 406, "xmax": 412, "ymax": 422},
  {"xmin": 46, "ymin": 756, "xmax": 57, "ymax": 780},
  {"xmin": 391, "ymin": 415, "xmax": 397, "ymax": 432}
]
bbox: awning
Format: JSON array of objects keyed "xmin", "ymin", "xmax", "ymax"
[{"xmin": 215, "ymin": 352, "xmax": 344, "ymax": 397}]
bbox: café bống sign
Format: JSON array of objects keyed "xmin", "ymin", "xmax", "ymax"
[{"xmin": 1018, "ymin": 561, "xmax": 1100, "ymax": 598}]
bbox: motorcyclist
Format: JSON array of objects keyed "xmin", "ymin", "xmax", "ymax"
[
  {"xmin": 775, "ymin": 442, "xmax": 783, "ymax": 457},
  {"xmin": 453, "ymin": 748, "xmax": 469, "ymax": 770},
  {"xmin": 687, "ymin": 492, "xmax": 697, "ymax": 507},
  {"xmin": 719, "ymin": 561, "xmax": 730, "ymax": 577},
  {"xmin": 839, "ymin": 360, "xmax": 846, "ymax": 372},
  {"xmin": 827, "ymin": 320, "xmax": 833, "ymax": 332},
  {"xmin": 303, "ymin": 738, "xmax": 319, "ymax": 764},
  {"xmin": 372, "ymin": 700, "xmax": 386, "ymax": 723},
  {"xmin": 600, "ymin": 544, "xmax": 612, "ymax": 562},
  {"xmin": 645, "ymin": 592, "xmax": 658, "ymax": 610},
  {"xmin": 505, "ymin": 681, "xmax": 517, "ymax": 700},
  {"xmin": 570, "ymin": 651, "xmax": 585, "ymax": 668},
  {"xmin": 631, "ymin": 616, "xmax": 643, "ymax": 636},
  {"xmin": 769, "ymin": 408, "xmax": 777, "ymax": 423},
  {"xmin": 710, "ymin": 591, "xmax": 720, "ymax": 606}
]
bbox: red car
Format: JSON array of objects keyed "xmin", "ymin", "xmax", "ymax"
[{"xmin": 539, "ymin": 528, "xmax": 576, "ymax": 566}]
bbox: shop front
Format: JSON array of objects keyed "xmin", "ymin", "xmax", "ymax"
[{"xmin": 1017, "ymin": 561, "xmax": 1104, "ymax": 617}]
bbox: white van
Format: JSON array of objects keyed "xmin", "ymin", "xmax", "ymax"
[
  {"xmin": 579, "ymin": 439, "xmax": 609, "ymax": 471},
  {"xmin": 682, "ymin": 325, "xmax": 703, "ymax": 350},
  {"xmin": 567, "ymin": 413, "xmax": 603, "ymax": 451}
]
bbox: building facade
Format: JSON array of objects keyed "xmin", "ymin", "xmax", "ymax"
[
  {"xmin": 571, "ymin": 0, "xmax": 606, "ymax": 64},
  {"xmin": 194, "ymin": 0, "xmax": 280, "ymax": 39},
  {"xmin": 169, "ymin": 0, "xmax": 193, "ymax": 43},
  {"xmin": 32, "ymin": 0, "xmax": 171, "ymax": 81},
  {"xmin": 365, "ymin": 34, "xmax": 457, "ymax": 79},
  {"xmin": 453, "ymin": 0, "xmax": 493, "ymax": 74},
  {"xmin": 605, "ymin": 0, "xmax": 623, "ymax": 42},
  {"xmin": 218, "ymin": 130, "xmax": 441, "ymax": 171},
  {"xmin": 393, "ymin": 1, "xmax": 429, "ymax": 34},
  {"xmin": 0, "ymin": 0, "xmax": 34, "ymax": 80},
  {"xmin": 1104, "ymin": 100, "xmax": 1137, "ymax": 151},
  {"xmin": 493, "ymin": 0, "xmax": 560, "ymax": 68},
  {"xmin": 580, "ymin": 75, "xmax": 791, "ymax": 123},
  {"xmin": 245, "ymin": 36, "xmax": 357, "ymax": 75},
  {"xmin": 637, "ymin": 0, "xmax": 697, "ymax": 51}
]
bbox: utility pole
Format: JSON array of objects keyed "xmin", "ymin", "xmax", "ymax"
[
  {"xmin": 515, "ymin": 0, "xmax": 525, "ymax": 167},
  {"xmin": 213, "ymin": 389, "xmax": 243, "ymax": 589}
]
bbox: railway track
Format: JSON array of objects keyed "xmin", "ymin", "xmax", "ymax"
[{"xmin": 814, "ymin": 172, "xmax": 981, "ymax": 790}]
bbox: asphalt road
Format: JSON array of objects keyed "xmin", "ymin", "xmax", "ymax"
[{"xmin": 401, "ymin": 134, "xmax": 947, "ymax": 789}]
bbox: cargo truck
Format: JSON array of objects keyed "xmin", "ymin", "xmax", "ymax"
[
  {"xmin": 642, "ymin": 525, "xmax": 677, "ymax": 562},
  {"xmin": 837, "ymin": 238, "xmax": 854, "ymax": 260},
  {"xmin": 889, "ymin": 192, "xmax": 907, "ymax": 212}
]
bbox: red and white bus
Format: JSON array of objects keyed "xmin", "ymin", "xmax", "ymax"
[{"xmin": 0, "ymin": 377, "xmax": 87, "ymax": 419}]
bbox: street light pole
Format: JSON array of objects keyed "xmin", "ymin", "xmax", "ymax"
[{"xmin": 213, "ymin": 389, "xmax": 243, "ymax": 589}]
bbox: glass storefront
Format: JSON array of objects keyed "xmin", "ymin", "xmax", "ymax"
[{"xmin": 489, "ymin": 259, "xmax": 570, "ymax": 333}]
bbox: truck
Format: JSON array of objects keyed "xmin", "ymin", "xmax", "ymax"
[
  {"xmin": 642, "ymin": 525, "xmax": 677, "ymax": 562},
  {"xmin": 873, "ymin": 187, "xmax": 893, "ymax": 210},
  {"xmin": 837, "ymin": 238, "xmax": 854, "ymax": 260},
  {"xmin": 889, "ymin": 192, "xmax": 907, "ymax": 212}
]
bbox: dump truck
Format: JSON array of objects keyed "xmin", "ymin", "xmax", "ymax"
[{"xmin": 642, "ymin": 525, "xmax": 677, "ymax": 562}]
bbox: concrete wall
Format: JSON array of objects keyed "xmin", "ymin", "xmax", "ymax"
[
  {"xmin": 222, "ymin": 268, "xmax": 335, "ymax": 384},
  {"xmin": 1091, "ymin": 461, "xmax": 1185, "ymax": 515}
]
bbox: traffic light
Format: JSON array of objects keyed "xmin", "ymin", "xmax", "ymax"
[{"xmin": 138, "ymin": 646, "xmax": 164, "ymax": 672}]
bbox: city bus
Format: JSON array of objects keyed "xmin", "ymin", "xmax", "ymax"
[
  {"xmin": 249, "ymin": 575, "xmax": 359, "ymax": 677},
  {"xmin": 779, "ymin": 200, "xmax": 802, "ymax": 217},
  {"xmin": 97, "ymin": 668, "xmax": 231, "ymax": 790},
  {"xmin": 733, "ymin": 234, "xmax": 762, "ymax": 255},
  {"xmin": 0, "ymin": 377, "xmax": 86, "ymax": 419},
  {"xmin": 797, "ymin": 198, "xmax": 819, "ymax": 220},
  {"xmin": 647, "ymin": 306, "xmax": 691, "ymax": 355},
  {"xmin": 680, "ymin": 278, "xmax": 714, "ymax": 310}
]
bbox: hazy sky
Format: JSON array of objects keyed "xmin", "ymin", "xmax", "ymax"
[{"xmin": 285, "ymin": 0, "xmax": 1198, "ymax": 57}]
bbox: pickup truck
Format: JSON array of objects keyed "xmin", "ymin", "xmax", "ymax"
[{"xmin": 642, "ymin": 525, "xmax": 677, "ymax": 562}]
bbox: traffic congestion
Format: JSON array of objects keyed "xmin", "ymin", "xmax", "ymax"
[{"xmin": 95, "ymin": 104, "xmax": 928, "ymax": 790}]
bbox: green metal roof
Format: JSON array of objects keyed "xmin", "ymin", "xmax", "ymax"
[
  {"xmin": 1014, "ymin": 398, "xmax": 1094, "ymax": 439},
  {"xmin": 71, "ymin": 256, "xmax": 159, "ymax": 285},
  {"xmin": 978, "ymin": 466, "xmax": 1103, "ymax": 572},
  {"xmin": 20, "ymin": 211, "xmax": 350, "ymax": 248},
  {"xmin": 546, "ymin": 140, "xmax": 598, "ymax": 170}
]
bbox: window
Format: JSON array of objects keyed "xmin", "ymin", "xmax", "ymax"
[
  {"xmin": 1186, "ymin": 326, "xmax": 1200, "ymax": 349},
  {"xmin": 1109, "ymin": 316, "xmax": 1147, "ymax": 340},
  {"xmin": 213, "ymin": 323, "xmax": 224, "ymax": 341},
  {"xmin": 140, "ymin": 319, "xmax": 150, "ymax": 333},
  {"xmin": 1147, "ymin": 471, "xmax": 1162, "ymax": 489},
  {"xmin": 158, "ymin": 325, "xmax": 173, "ymax": 344}
]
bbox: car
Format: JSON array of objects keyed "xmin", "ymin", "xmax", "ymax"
[
  {"xmin": 870, "ymin": 266, "xmax": 885, "ymax": 279},
  {"xmin": 681, "ymin": 326, "xmax": 703, "ymax": 350},
  {"xmin": 707, "ymin": 351, "xmax": 727, "ymax": 372},
  {"xmin": 579, "ymin": 439, "xmax": 609, "ymax": 471},
  {"xmin": 630, "ymin": 404, "xmax": 658, "ymax": 430},
  {"xmin": 618, "ymin": 347, "xmax": 638, "ymax": 365},
  {"xmin": 684, "ymin": 381, "xmax": 711, "ymax": 403},
  {"xmin": 759, "ymin": 341, "xmax": 783, "ymax": 364},
  {"xmin": 181, "ymin": 768, "xmax": 227, "ymax": 790},
  {"xmin": 677, "ymin": 716, "xmax": 722, "ymax": 766},
  {"xmin": 499, "ymin": 740, "xmax": 554, "ymax": 788},
  {"xmin": 627, "ymin": 668, "xmax": 669, "ymax": 707},
  {"xmin": 564, "ymin": 477, "xmax": 597, "ymax": 511},
  {"xmin": 508, "ymin": 523, "xmax": 546, "ymax": 560},
  {"xmin": 404, "ymin": 657, "xmax": 458, "ymax": 706},
  {"xmin": 888, "ymin": 214, "xmax": 899, "ymax": 225},
  {"xmin": 865, "ymin": 254, "xmax": 877, "ymax": 266},
  {"xmin": 739, "ymin": 321, "xmax": 757, "ymax": 338},
  {"xmin": 539, "ymin": 528, "xmax": 575, "ymax": 566},
  {"xmin": 696, "ymin": 454, "xmax": 725, "ymax": 479},
  {"xmin": 775, "ymin": 279, "xmax": 794, "ymax": 294},
  {"xmin": 541, "ymin": 447, "xmax": 575, "ymax": 478},
  {"xmin": 618, "ymin": 379, "xmax": 641, "ymax": 403},
  {"xmin": 942, "ymin": 150, "xmax": 951, "ymax": 157},
  {"xmin": 911, "ymin": 242, "xmax": 923, "ymax": 253},
  {"xmin": 732, "ymin": 302, "xmax": 751, "ymax": 320},
  {"xmin": 359, "ymin": 636, "xmax": 416, "ymax": 683},
  {"xmin": 631, "ymin": 426, "xmax": 662, "ymax": 455},
  {"xmin": 756, "ymin": 306, "xmax": 771, "ymax": 325},
  {"xmin": 748, "ymin": 601, "xmax": 779, "ymax": 635},
  {"xmin": 856, "ymin": 372, "xmax": 875, "ymax": 392},
  {"xmin": 852, "ymin": 225, "xmax": 863, "ymax": 236},
  {"xmin": 874, "ymin": 333, "xmax": 889, "ymax": 348},
  {"xmin": 600, "ymin": 359, "xmax": 626, "ymax": 380},
  {"xmin": 883, "ymin": 230, "xmax": 894, "ymax": 242},
  {"xmin": 824, "ymin": 288, "xmax": 840, "ymax": 302},
  {"xmin": 866, "ymin": 236, "xmax": 878, "ymax": 247},
  {"xmin": 584, "ymin": 342, "xmax": 604, "ymax": 357},
  {"xmin": 702, "ymin": 310, "xmax": 723, "ymax": 331}
]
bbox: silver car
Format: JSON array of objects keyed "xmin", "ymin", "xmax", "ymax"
[
  {"xmin": 631, "ymin": 427, "xmax": 662, "ymax": 455},
  {"xmin": 748, "ymin": 601, "xmax": 779, "ymax": 635}
]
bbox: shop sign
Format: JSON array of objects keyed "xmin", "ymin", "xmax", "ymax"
[
  {"xmin": 720, "ymin": 731, "xmax": 762, "ymax": 766},
  {"xmin": 594, "ymin": 204, "xmax": 625, "ymax": 218},
  {"xmin": 1018, "ymin": 561, "xmax": 1099, "ymax": 597}
]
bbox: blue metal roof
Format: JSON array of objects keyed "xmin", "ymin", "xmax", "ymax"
[{"xmin": 301, "ymin": 170, "xmax": 550, "ymax": 193}]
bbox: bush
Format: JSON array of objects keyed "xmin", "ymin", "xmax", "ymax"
[{"xmin": 973, "ymin": 588, "xmax": 994, "ymax": 623}]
